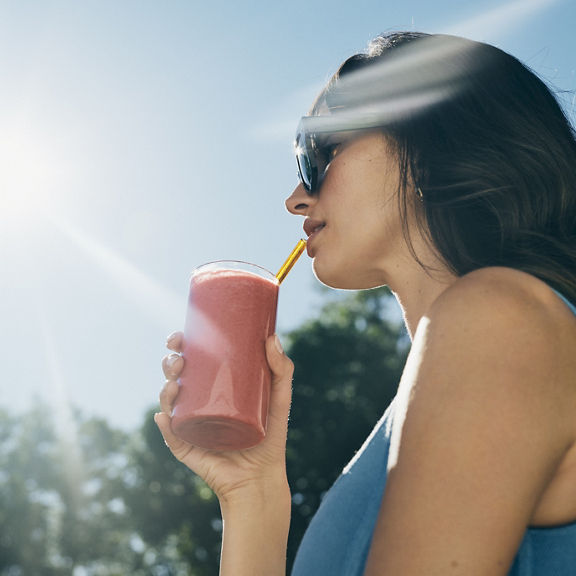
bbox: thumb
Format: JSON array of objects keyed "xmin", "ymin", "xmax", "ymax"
[
  {"xmin": 264, "ymin": 334, "xmax": 294, "ymax": 440},
  {"xmin": 267, "ymin": 334, "xmax": 294, "ymax": 389}
]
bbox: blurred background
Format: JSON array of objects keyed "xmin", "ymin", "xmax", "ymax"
[{"xmin": 1, "ymin": 0, "xmax": 575, "ymax": 573}]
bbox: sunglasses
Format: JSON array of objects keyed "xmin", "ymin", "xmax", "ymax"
[
  {"xmin": 294, "ymin": 117, "xmax": 325, "ymax": 195},
  {"xmin": 294, "ymin": 116, "xmax": 371, "ymax": 194}
]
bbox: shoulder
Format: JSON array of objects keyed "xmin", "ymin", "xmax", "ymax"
[
  {"xmin": 405, "ymin": 266, "xmax": 576, "ymax": 434},
  {"xmin": 425, "ymin": 266, "xmax": 575, "ymax": 347},
  {"xmin": 433, "ymin": 265, "xmax": 559, "ymax": 314},
  {"xmin": 391, "ymin": 264, "xmax": 576, "ymax": 485}
]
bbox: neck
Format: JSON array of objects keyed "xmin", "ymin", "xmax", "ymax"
[{"xmin": 387, "ymin": 260, "xmax": 457, "ymax": 340}]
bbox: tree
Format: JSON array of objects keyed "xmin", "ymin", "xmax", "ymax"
[
  {"xmin": 0, "ymin": 405, "xmax": 56, "ymax": 575},
  {"xmin": 121, "ymin": 410, "xmax": 221, "ymax": 576},
  {"xmin": 0, "ymin": 401, "xmax": 147, "ymax": 575}
]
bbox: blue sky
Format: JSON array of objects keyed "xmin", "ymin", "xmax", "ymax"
[{"xmin": 1, "ymin": 0, "xmax": 575, "ymax": 431}]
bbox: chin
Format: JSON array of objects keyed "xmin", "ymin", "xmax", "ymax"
[{"xmin": 312, "ymin": 261, "xmax": 384, "ymax": 291}]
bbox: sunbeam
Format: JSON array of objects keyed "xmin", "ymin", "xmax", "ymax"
[
  {"xmin": 48, "ymin": 215, "xmax": 183, "ymax": 329},
  {"xmin": 301, "ymin": 35, "xmax": 485, "ymax": 134},
  {"xmin": 40, "ymin": 308, "xmax": 84, "ymax": 490}
]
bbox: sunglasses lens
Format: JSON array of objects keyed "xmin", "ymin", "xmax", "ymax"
[
  {"xmin": 296, "ymin": 149, "xmax": 313, "ymax": 191},
  {"xmin": 295, "ymin": 125, "xmax": 316, "ymax": 194}
]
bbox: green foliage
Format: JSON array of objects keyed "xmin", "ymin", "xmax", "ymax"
[
  {"xmin": 120, "ymin": 409, "xmax": 221, "ymax": 576},
  {"xmin": 0, "ymin": 405, "xmax": 55, "ymax": 574},
  {"xmin": 0, "ymin": 288, "xmax": 407, "ymax": 574},
  {"xmin": 0, "ymin": 401, "xmax": 215, "ymax": 575},
  {"xmin": 0, "ymin": 402, "xmax": 156, "ymax": 575}
]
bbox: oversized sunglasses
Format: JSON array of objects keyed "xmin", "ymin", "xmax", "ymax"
[
  {"xmin": 295, "ymin": 116, "xmax": 351, "ymax": 195},
  {"xmin": 294, "ymin": 115, "xmax": 373, "ymax": 194}
]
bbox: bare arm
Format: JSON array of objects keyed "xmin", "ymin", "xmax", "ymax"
[
  {"xmin": 156, "ymin": 333, "xmax": 294, "ymax": 576},
  {"xmin": 218, "ymin": 480, "xmax": 291, "ymax": 575},
  {"xmin": 366, "ymin": 269, "xmax": 576, "ymax": 575}
]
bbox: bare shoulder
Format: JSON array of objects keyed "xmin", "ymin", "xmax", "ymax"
[
  {"xmin": 402, "ymin": 265, "xmax": 576, "ymax": 464},
  {"xmin": 396, "ymin": 266, "xmax": 576, "ymax": 476},
  {"xmin": 432, "ymin": 265, "xmax": 572, "ymax": 316},
  {"xmin": 425, "ymin": 266, "xmax": 576, "ymax": 351},
  {"xmin": 406, "ymin": 266, "xmax": 576, "ymax": 414}
]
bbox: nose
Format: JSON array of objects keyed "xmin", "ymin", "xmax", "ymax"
[{"xmin": 285, "ymin": 183, "xmax": 315, "ymax": 215}]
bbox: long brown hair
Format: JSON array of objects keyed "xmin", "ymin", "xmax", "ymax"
[{"xmin": 315, "ymin": 32, "xmax": 576, "ymax": 303}]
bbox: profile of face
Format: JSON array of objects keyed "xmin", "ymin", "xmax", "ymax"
[
  {"xmin": 285, "ymin": 131, "xmax": 419, "ymax": 290},
  {"xmin": 286, "ymin": 31, "xmax": 576, "ymax": 308}
]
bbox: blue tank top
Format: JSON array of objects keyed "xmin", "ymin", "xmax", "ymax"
[{"xmin": 292, "ymin": 290, "xmax": 576, "ymax": 575}]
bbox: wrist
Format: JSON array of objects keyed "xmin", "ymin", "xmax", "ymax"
[
  {"xmin": 219, "ymin": 475, "xmax": 291, "ymax": 517},
  {"xmin": 219, "ymin": 479, "xmax": 291, "ymax": 576}
]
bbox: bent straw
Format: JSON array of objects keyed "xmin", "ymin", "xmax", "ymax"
[{"xmin": 275, "ymin": 239, "xmax": 307, "ymax": 284}]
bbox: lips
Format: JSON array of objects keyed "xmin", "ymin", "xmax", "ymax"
[
  {"xmin": 303, "ymin": 218, "xmax": 326, "ymax": 239},
  {"xmin": 303, "ymin": 218, "xmax": 325, "ymax": 256}
]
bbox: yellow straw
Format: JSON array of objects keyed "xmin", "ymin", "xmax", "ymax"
[{"xmin": 275, "ymin": 239, "xmax": 307, "ymax": 284}]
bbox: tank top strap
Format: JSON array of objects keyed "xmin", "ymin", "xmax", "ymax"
[{"xmin": 552, "ymin": 289, "xmax": 576, "ymax": 316}]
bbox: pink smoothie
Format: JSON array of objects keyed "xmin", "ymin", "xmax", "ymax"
[{"xmin": 171, "ymin": 264, "xmax": 279, "ymax": 451}]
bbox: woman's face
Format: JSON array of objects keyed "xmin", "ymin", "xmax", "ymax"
[{"xmin": 286, "ymin": 131, "xmax": 416, "ymax": 290}]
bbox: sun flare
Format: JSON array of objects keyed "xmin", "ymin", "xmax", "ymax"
[{"xmin": 0, "ymin": 123, "xmax": 67, "ymax": 231}]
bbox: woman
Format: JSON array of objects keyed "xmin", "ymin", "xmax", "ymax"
[{"xmin": 156, "ymin": 32, "xmax": 576, "ymax": 575}]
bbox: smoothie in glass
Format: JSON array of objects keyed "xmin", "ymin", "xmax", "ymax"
[{"xmin": 171, "ymin": 261, "xmax": 279, "ymax": 451}]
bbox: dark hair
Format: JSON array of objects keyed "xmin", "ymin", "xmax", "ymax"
[{"xmin": 314, "ymin": 32, "xmax": 576, "ymax": 303}]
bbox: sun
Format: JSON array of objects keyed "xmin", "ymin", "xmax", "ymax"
[{"xmin": 0, "ymin": 123, "xmax": 68, "ymax": 233}]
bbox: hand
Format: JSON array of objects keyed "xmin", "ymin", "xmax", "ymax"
[{"xmin": 154, "ymin": 331, "xmax": 294, "ymax": 504}]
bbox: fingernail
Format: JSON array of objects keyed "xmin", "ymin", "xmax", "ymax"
[
  {"xmin": 274, "ymin": 334, "xmax": 284, "ymax": 354},
  {"xmin": 166, "ymin": 332, "xmax": 179, "ymax": 344},
  {"xmin": 166, "ymin": 353, "xmax": 180, "ymax": 369}
]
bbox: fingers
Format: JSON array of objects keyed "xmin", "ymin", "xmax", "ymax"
[
  {"xmin": 154, "ymin": 412, "xmax": 195, "ymax": 463},
  {"xmin": 154, "ymin": 411, "xmax": 176, "ymax": 444},
  {"xmin": 157, "ymin": 331, "xmax": 197, "ymax": 465},
  {"xmin": 159, "ymin": 378, "xmax": 179, "ymax": 414},
  {"xmin": 164, "ymin": 333, "xmax": 184, "ymax": 384},
  {"xmin": 266, "ymin": 334, "xmax": 294, "ymax": 382},
  {"xmin": 166, "ymin": 331, "xmax": 183, "ymax": 352},
  {"xmin": 157, "ymin": 375, "xmax": 194, "ymax": 462},
  {"xmin": 162, "ymin": 353, "xmax": 184, "ymax": 379}
]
